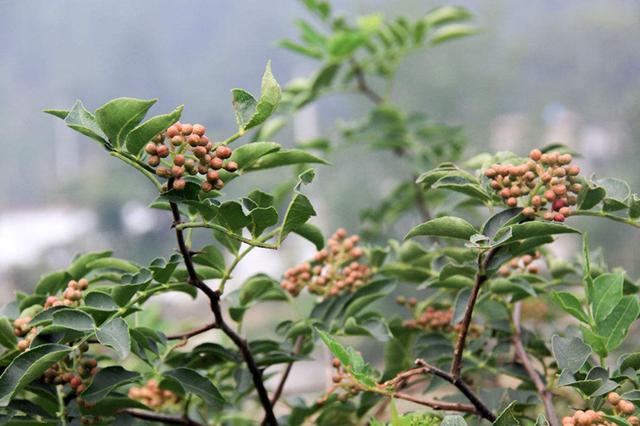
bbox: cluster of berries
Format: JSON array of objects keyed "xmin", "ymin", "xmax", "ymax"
[
  {"xmin": 144, "ymin": 122, "xmax": 238, "ymax": 192},
  {"xmin": 484, "ymin": 149, "xmax": 582, "ymax": 222},
  {"xmin": 281, "ymin": 229, "xmax": 371, "ymax": 298},
  {"xmin": 13, "ymin": 316, "xmax": 37, "ymax": 351},
  {"xmin": 317, "ymin": 358, "xmax": 361, "ymax": 405},
  {"xmin": 128, "ymin": 379, "xmax": 180, "ymax": 409},
  {"xmin": 43, "ymin": 346, "xmax": 99, "ymax": 395},
  {"xmin": 562, "ymin": 393, "xmax": 638, "ymax": 426},
  {"xmin": 45, "ymin": 278, "xmax": 90, "ymax": 309},
  {"xmin": 497, "ymin": 252, "xmax": 541, "ymax": 277},
  {"xmin": 396, "ymin": 298, "xmax": 483, "ymax": 336}
]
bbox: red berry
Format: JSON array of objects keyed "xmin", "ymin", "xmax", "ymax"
[
  {"xmin": 206, "ymin": 170, "xmax": 219, "ymax": 182},
  {"xmin": 173, "ymin": 178, "xmax": 186, "ymax": 190},
  {"xmin": 192, "ymin": 124, "xmax": 206, "ymax": 136},
  {"xmin": 166, "ymin": 126, "xmax": 179, "ymax": 138},
  {"xmin": 173, "ymin": 155, "xmax": 185, "ymax": 166},
  {"xmin": 216, "ymin": 146, "xmax": 232, "ymax": 159},
  {"xmin": 224, "ymin": 161, "xmax": 238, "ymax": 172},
  {"xmin": 552, "ymin": 199, "xmax": 565, "ymax": 211},
  {"xmin": 529, "ymin": 149, "xmax": 542, "ymax": 161},
  {"xmin": 553, "ymin": 213, "xmax": 565, "ymax": 222},
  {"xmin": 156, "ymin": 145, "xmax": 169, "ymax": 158},
  {"xmin": 181, "ymin": 123, "xmax": 193, "ymax": 136},
  {"xmin": 144, "ymin": 143, "xmax": 157, "ymax": 155}
]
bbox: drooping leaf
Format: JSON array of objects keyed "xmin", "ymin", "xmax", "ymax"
[
  {"xmin": 64, "ymin": 100, "xmax": 109, "ymax": 145},
  {"xmin": 292, "ymin": 223, "xmax": 325, "ymax": 250},
  {"xmin": 244, "ymin": 149, "xmax": 328, "ymax": 171},
  {"xmin": 279, "ymin": 193, "xmax": 316, "ymax": 246}
]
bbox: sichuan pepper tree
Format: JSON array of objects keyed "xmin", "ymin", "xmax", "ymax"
[{"xmin": 2, "ymin": 2, "xmax": 640, "ymax": 426}]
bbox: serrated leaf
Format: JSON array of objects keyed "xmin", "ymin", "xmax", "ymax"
[
  {"xmin": 124, "ymin": 105, "xmax": 183, "ymax": 155},
  {"xmin": 95, "ymin": 98, "xmax": 156, "ymax": 147},
  {"xmin": 96, "ymin": 317, "xmax": 130, "ymax": 359},
  {"xmin": 81, "ymin": 366, "xmax": 140, "ymax": 403},
  {"xmin": 233, "ymin": 61, "xmax": 282, "ymax": 131},
  {"xmin": 405, "ymin": 216, "xmax": 477, "ymax": 240},
  {"xmin": 0, "ymin": 344, "xmax": 72, "ymax": 407}
]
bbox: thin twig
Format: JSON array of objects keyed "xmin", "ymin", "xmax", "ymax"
[
  {"xmin": 166, "ymin": 322, "xmax": 217, "ymax": 340},
  {"xmin": 415, "ymin": 359, "xmax": 496, "ymax": 421},
  {"xmin": 349, "ymin": 57, "xmax": 384, "ymax": 105},
  {"xmin": 168, "ymin": 179, "xmax": 278, "ymax": 426},
  {"xmin": 120, "ymin": 408, "xmax": 206, "ymax": 426},
  {"xmin": 571, "ymin": 210, "xmax": 640, "ymax": 229},
  {"xmin": 512, "ymin": 303, "xmax": 559, "ymax": 426},
  {"xmin": 392, "ymin": 392, "xmax": 477, "ymax": 414},
  {"xmin": 269, "ymin": 336, "xmax": 305, "ymax": 406},
  {"xmin": 451, "ymin": 247, "xmax": 497, "ymax": 379}
]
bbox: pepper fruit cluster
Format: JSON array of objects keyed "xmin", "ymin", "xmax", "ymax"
[
  {"xmin": 281, "ymin": 229, "xmax": 371, "ymax": 298},
  {"xmin": 13, "ymin": 316, "xmax": 37, "ymax": 352},
  {"xmin": 128, "ymin": 379, "xmax": 180, "ymax": 409},
  {"xmin": 316, "ymin": 358, "xmax": 361, "ymax": 405},
  {"xmin": 44, "ymin": 278, "xmax": 90, "ymax": 309},
  {"xmin": 144, "ymin": 122, "xmax": 238, "ymax": 192},
  {"xmin": 562, "ymin": 392, "xmax": 638, "ymax": 425},
  {"xmin": 498, "ymin": 252, "xmax": 541, "ymax": 277},
  {"xmin": 485, "ymin": 149, "xmax": 582, "ymax": 222}
]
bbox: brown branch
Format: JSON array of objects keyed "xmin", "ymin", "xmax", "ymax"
[
  {"xmin": 167, "ymin": 179, "xmax": 278, "ymax": 426},
  {"xmin": 120, "ymin": 408, "xmax": 205, "ymax": 426},
  {"xmin": 451, "ymin": 248, "xmax": 497, "ymax": 379},
  {"xmin": 512, "ymin": 303, "xmax": 559, "ymax": 426},
  {"xmin": 349, "ymin": 57, "xmax": 384, "ymax": 105},
  {"xmin": 166, "ymin": 322, "xmax": 218, "ymax": 340},
  {"xmin": 269, "ymin": 336, "xmax": 304, "ymax": 406},
  {"xmin": 415, "ymin": 359, "xmax": 496, "ymax": 421},
  {"xmin": 392, "ymin": 391, "xmax": 477, "ymax": 414}
]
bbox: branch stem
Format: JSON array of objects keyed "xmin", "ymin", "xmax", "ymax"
[
  {"xmin": 120, "ymin": 408, "xmax": 206, "ymax": 426},
  {"xmin": 512, "ymin": 303, "xmax": 559, "ymax": 426},
  {"xmin": 168, "ymin": 179, "xmax": 278, "ymax": 425},
  {"xmin": 176, "ymin": 222, "xmax": 278, "ymax": 249},
  {"xmin": 572, "ymin": 209, "xmax": 640, "ymax": 229}
]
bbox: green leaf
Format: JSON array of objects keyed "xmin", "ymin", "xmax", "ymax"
[
  {"xmin": 278, "ymin": 193, "xmax": 316, "ymax": 246},
  {"xmin": 430, "ymin": 24, "xmax": 478, "ymax": 45},
  {"xmin": 551, "ymin": 292, "xmax": 589, "ymax": 324},
  {"xmin": 81, "ymin": 366, "xmax": 140, "ymax": 403},
  {"xmin": 164, "ymin": 368, "xmax": 225, "ymax": 406},
  {"xmin": 592, "ymin": 273, "xmax": 624, "ymax": 323},
  {"xmin": 94, "ymin": 98, "xmax": 156, "ymax": 147},
  {"xmin": 344, "ymin": 316, "xmax": 392, "ymax": 342},
  {"xmin": 96, "ymin": 317, "xmax": 130, "ymax": 359},
  {"xmin": 34, "ymin": 270, "xmax": 70, "ymax": 295},
  {"xmin": 481, "ymin": 208, "xmax": 522, "ymax": 238},
  {"xmin": 501, "ymin": 221, "xmax": 580, "ymax": 242},
  {"xmin": 248, "ymin": 206, "xmax": 278, "ymax": 237},
  {"xmin": 315, "ymin": 328, "xmax": 378, "ymax": 389},
  {"xmin": 597, "ymin": 296, "xmax": 640, "ymax": 351},
  {"xmin": 405, "ymin": 216, "xmax": 477, "ymax": 240},
  {"xmin": 551, "ymin": 335, "xmax": 591, "ymax": 373},
  {"xmin": 327, "ymin": 31, "xmax": 368, "ymax": 58},
  {"xmin": 278, "ymin": 39, "xmax": 324, "ymax": 59},
  {"xmin": 43, "ymin": 109, "xmax": 69, "ymax": 119},
  {"xmin": 578, "ymin": 182, "xmax": 606, "ymax": 210},
  {"xmin": 86, "ymin": 257, "xmax": 139, "ymax": 274},
  {"xmin": 232, "ymin": 61, "xmax": 282, "ymax": 131},
  {"xmin": 492, "ymin": 401, "xmax": 519, "ymax": 426},
  {"xmin": 423, "ymin": 6, "xmax": 472, "ymax": 27},
  {"xmin": 432, "ymin": 176, "xmax": 492, "ymax": 202},
  {"xmin": 292, "ymin": 222, "xmax": 324, "ymax": 250},
  {"xmin": 442, "ymin": 416, "xmax": 468, "ymax": 426},
  {"xmin": 238, "ymin": 275, "xmax": 286, "ymax": 306},
  {"xmin": 52, "ymin": 309, "xmax": 95, "ymax": 332},
  {"xmin": 0, "ymin": 317, "xmax": 17, "ymax": 350},
  {"xmin": 0, "ymin": 344, "xmax": 72, "ymax": 407},
  {"xmin": 231, "ymin": 89, "xmax": 257, "ymax": 130},
  {"xmin": 68, "ymin": 251, "xmax": 112, "ymax": 280},
  {"xmin": 628, "ymin": 194, "xmax": 640, "ymax": 219},
  {"xmin": 64, "ymin": 100, "xmax": 109, "ymax": 145},
  {"xmin": 192, "ymin": 246, "xmax": 225, "ymax": 272},
  {"xmin": 244, "ymin": 149, "xmax": 328, "ymax": 171},
  {"xmin": 124, "ymin": 104, "xmax": 183, "ymax": 155},
  {"xmin": 227, "ymin": 141, "xmax": 281, "ymax": 171}
]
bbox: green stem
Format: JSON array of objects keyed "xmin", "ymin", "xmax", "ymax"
[
  {"xmin": 221, "ymin": 130, "xmax": 245, "ymax": 145},
  {"xmin": 217, "ymin": 227, "xmax": 282, "ymax": 294},
  {"xmin": 177, "ymin": 222, "xmax": 279, "ymax": 249},
  {"xmin": 56, "ymin": 385, "xmax": 67, "ymax": 426},
  {"xmin": 572, "ymin": 210, "xmax": 640, "ymax": 229},
  {"xmin": 110, "ymin": 151, "xmax": 162, "ymax": 191}
]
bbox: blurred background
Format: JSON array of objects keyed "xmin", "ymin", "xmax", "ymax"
[{"xmin": 1, "ymin": 0, "xmax": 640, "ymax": 401}]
